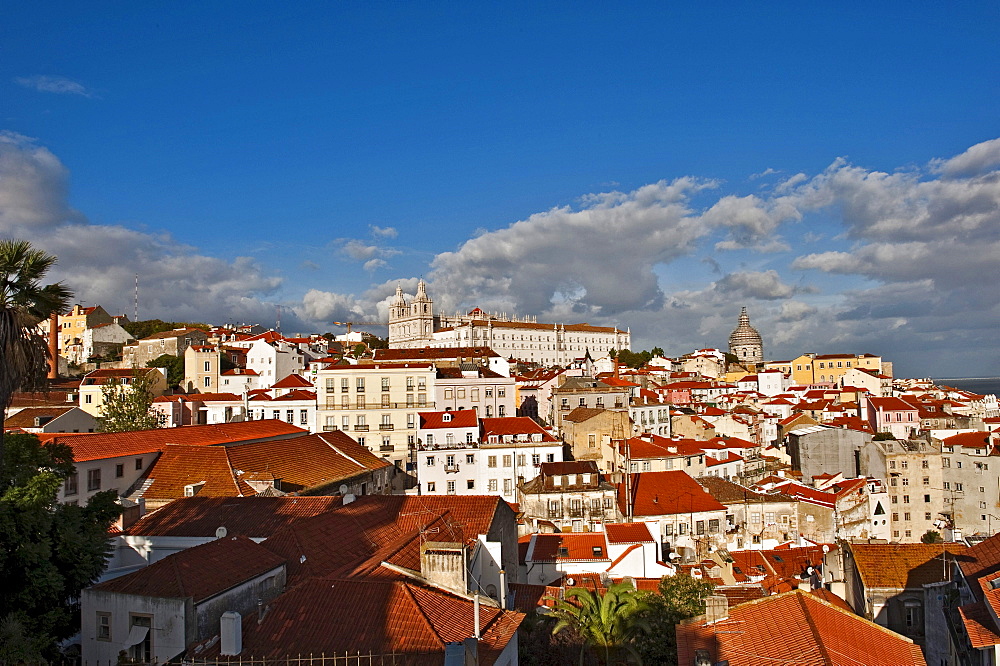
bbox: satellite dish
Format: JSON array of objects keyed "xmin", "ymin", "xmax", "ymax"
[
  {"xmin": 216, "ymin": 526, "xmax": 227, "ymax": 539},
  {"xmin": 566, "ymin": 577, "xmax": 576, "ymax": 586},
  {"xmin": 668, "ymin": 552, "xmax": 681, "ymax": 561},
  {"xmin": 339, "ymin": 484, "xmax": 349, "ymax": 495},
  {"xmin": 822, "ymin": 545, "xmax": 830, "ymax": 553}
]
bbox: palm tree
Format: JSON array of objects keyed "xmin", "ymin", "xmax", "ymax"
[
  {"xmin": 549, "ymin": 580, "xmax": 652, "ymax": 665},
  {"xmin": 0, "ymin": 240, "xmax": 72, "ymax": 475}
]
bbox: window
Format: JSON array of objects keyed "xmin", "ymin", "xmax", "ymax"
[
  {"xmin": 406, "ymin": 376, "xmax": 414, "ymax": 390},
  {"xmin": 922, "ymin": 477, "xmax": 929, "ymax": 485},
  {"xmin": 115, "ymin": 463, "xmax": 124, "ymax": 478},
  {"xmin": 904, "ymin": 512, "xmax": 911, "ymax": 521},
  {"xmin": 956, "ymin": 483, "xmax": 964, "ymax": 492},
  {"xmin": 407, "ymin": 413, "xmax": 416, "ymax": 429},
  {"xmin": 381, "ymin": 377, "xmax": 390, "ymax": 391},
  {"xmin": 642, "ymin": 461, "xmax": 651, "ymax": 472},
  {"xmin": 357, "ymin": 395, "xmax": 365, "ymax": 409},
  {"xmin": 498, "ymin": 388, "xmax": 505, "ymax": 397},
  {"xmin": 485, "ymin": 388, "xmax": 493, "ymax": 398},
  {"xmin": 604, "ymin": 497, "xmax": 613, "ymax": 508},
  {"xmin": 356, "ymin": 378, "xmax": 365, "ymax": 392},
  {"xmin": 444, "ymin": 388, "xmax": 454, "ymax": 399},
  {"xmin": 64, "ymin": 473, "xmax": 78, "ymax": 496},
  {"xmin": 85, "ymin": 394, "xmax": 92, "ymax": 404},
  {"xmin": 696, "ymin": 520, "xmax": 705, "ymax": 535},
  {"xmin": 427, "ymin": 482, "xmax": 436, "ymax": 492},
  {"xmin": 498, "ymin": 405, "xmax": 505, "ymax": 417},
  {"xmin": 272, "ymin": 409, "xmax": 281, "ymax": 420},
  {"xmin": 357, "ymin": 436, "xmax": 365, "ymax": 446},
  {"xmin": 97, "ymin": 612, "xmax": 111, "ymax": 641},
  {"xmin": 900, "ymin": 460, "xmax": 908, "ymax": 469},
  {"xmin": 300, "ymin": 409, "xmax": 308, "ymax": 425},
  {"xmin": 903, "ymin": 495, "xmax": 910, "ymax": 504},
  {"xmin": 467, "ymin": 480, "xmax": 475, "ymax": 490},
  {"xmin": 135, "ymin": 457, "xmax": 143, "ymax": 470},
  {"xmin": 532, "ymin": 453, "xmax": 541, "ymax": 465},
  {"xmin": 517, "ymin": 454, "xmax": 526, "ymax": 466},
  {"xmin": 286, "ymin": 409, "xmax": 294, "ymax": 423},
  {"xmin": 901, "ymin": 477, "xmax": 909, "ymax": 486},
  {"xmin": 341, "ymin": 378, "xmax": 349, "ymax": 392},
  {"xmin": 924, "ymin": 494, "xmax": 931, "ymax": 503},
  {"xmin": 488, "ymin": 456, "xmax": 497, "ymax": 468},
  {"xmin": 921, "ymin": 460, "xmax": 929, "ymax": 468},
  {"xmin": 892, "ymin": 512, "xmax": 899, "ymax": 521},
  {"xmin": 342, "ymin": 415, "xmax": 350, "ymax": 429},
  {"xmin": 447, "ymin": 480, "xmax": 455, "ymax": 493},
  {"xmin": 547, "ymin": 453, "xmax": 555, "ymax": 462},
  {"xmin": 488, "ymin": 479, "xmax": 497, "ymax": 492},
  {"xmin": 466, "ymin": 453, "xmax": 475, "ymax": 464},
  {"xmin": 889, "ymin": 460, "xmax": 896, "ymax": 469},
  {"xmin": 709, "ymin": 519, "xmax": 720, "ymax": 533},
  {"xmin": 503, "ymin": 455, "xmax": 512, "ymax": 468},
  {"xmin": 925, "ymin": 512, "xmax": 932, "ymax": 520},
  {"xmin": 503, "ymin": 479, "xmax": 512, "ymax": 494},
  {"xmin": 944, "ymin": 482, "xmax": 951, "ymax": 490},
  {"xmin": 128, "ymin": 615, "xmax": 152, "ymax": 663},
  {"xmin": 87, "ymin": 469, "xmax": 101, "ymax": 491},
  {"xmin": 891, "ymin": 495, "xmax": 898, "ymax": 503},
  {"xmin": 942, "ymin": 458, "xmax": 951, "ymax": 468},
  {"xmin": 466, "ymin": 432, "xmax": 474, "ymax": 444},
  {"xmin": 381, "ymin": 393, "xmax": 390, "ymax": 408}
]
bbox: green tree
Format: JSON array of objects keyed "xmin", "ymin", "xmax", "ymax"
[
  {"xmin": 0, "ymin": 239, "xmax": 72, "ymax": 476},
  {"xmin": 0, "ymin": 433, "xmax": 120, "ymax": 659},
  {"xmin": 636, "ymin": 574, "xmax": 716, "ymax": 665},
  {"xmin": 122, "ymin": 318, "xmax": 208, "ymax": 340},
  {"xmin": 549, "ymin": 581, "xmax": 652, "ymax": 665},
  {"xmin": 96, "ymin": 370, "xmax": 166, "ymax": 432},
  {"xmin": 921, "ymin": 529, "xmax": 943, "ymax": 544},
  {"xmin": 146, "ymin": 353, "xmax": 185, "ymax": 387}
]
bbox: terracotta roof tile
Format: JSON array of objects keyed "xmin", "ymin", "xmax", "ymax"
[
  {"xmin": 55, "ymin": 420, "xmax": 306, "ymax": 463},
  {"xmin": 849, "ymin": 542, "xmax": 968, "ymax": 589},
  {"xmin": 270, "ymin": 374, "xmax": 314, "ymax": 389},
  {"xmin": 419, "ymin": 409, "xmax": 479, "ymax": 429},
  {"xmin": 604, "ymin": 522, "xmax": 654, "ymax": 544},
  {"xmin": 677, "ymin": 589, "xmax": 926, "ymax": 666},
  {"xmin": 529, "ymin": 533, "xmax": 610, "ymax": 562},
  {"xmin": 621, "ymin": 470, "xmax": 726, "ymax": 517},
  {"xmin": 193, "ymin": 577, "xmax": 523, "ymax": 664},
  {"xmin": 124, "ymin": 495, "xmax": 343, "ymax": 537},
  {"xmin": 91, "ymin": 536, "xmax": 284, "ymax": 602}
]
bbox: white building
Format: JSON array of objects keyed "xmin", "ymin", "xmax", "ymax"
[
  {"xmin": 313, "ymin": 361, "xmax": 437, "ymax": 469},
  {"xmin": 416, "ymin": 413, "xmax": 563, "ymax": 501},
  {"xmin": 387, "ymin": 281, "xmax": 630, "ymax": 366}
]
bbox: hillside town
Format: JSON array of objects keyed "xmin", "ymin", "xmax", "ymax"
[{"xmin": 7, "ymin": 283, "xmax": 1000, "ymax": 666}]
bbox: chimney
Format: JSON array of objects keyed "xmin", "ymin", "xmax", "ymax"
[
  {"xmin": 499, "ymin": 569, "xmax": 507, "ymax": 609},
  {"xmin": 704, "ymin": 595, "xmax": 728, "ymax": 623},
  {"xmin": 47, "ymin": 312, "xmax": 59, "ymax": 379},
  {"xmin": 473, "ymin": 592, "xmax": 481, "ymax": 639},
  {"xmin": 220, "ymin": 611, "xmax": 242, "ymax": 655}
]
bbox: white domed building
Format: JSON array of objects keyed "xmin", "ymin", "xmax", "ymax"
[{"xmin": 728, "ymin": 307, "xmax": 763, "ymax": 365}]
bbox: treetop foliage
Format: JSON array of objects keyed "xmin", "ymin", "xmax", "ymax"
[
  {"xmin": 123, "ymin": 318, "xmax": 209, "ymax": 340},
  {"xmin": 96, "ymin": 369, "xmax": 166, "ymax": 432},
  {"xmin": 0, "ymin": 434, "xmax": 120, "ymax": 660}
]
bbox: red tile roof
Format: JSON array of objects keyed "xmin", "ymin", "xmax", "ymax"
[
  {"xmin": 2, "ymin": 406, "xmax": 76, "ymax": 429},
  {"xmin": 528, "ymin": 533, "xmax": 609, "ymax": 562},
  {"xmin": 374, "ymin": 346, "xmax": 502, "ymax": 361},
  {"xmin": 604, "ymin": 522, "xmax": 654, "ymax": 544},
  {"xmin": 55, "ymin": 420, "xmax": 306, "ymax": 463},
  {"xmin": 141, "ymin": 431, "xmax": 391, "ymax": 499},
  {"xmin": 677, "ymin": 589, "xmax": 926, "ymax": 666},
  {"xmin": 481, "ymin": 417, "xmax": 557, "ymax": 441},
  {"xmin": 270, "ymin": 373, "xmax": 314, "ymax": 389},
  {"xmin": 193, "ymin": 577, "xmax": 523, "ymax": 664},
  {"xmin": 621, "ymin": 470, "xmax": 726, "ymax": 517},
  {"xmin": 849, "ymin": 542, "xmax": 968, "ymax": 589},
  {"xmin": 124, "ymin": 496, "xmax": 344, "ymax": 537},
  {"xmin": 419, "ymin": 409, "xmax": 479, "ymax": 429},
  {"xmin": 91, "ymin": 536, "xmax": 284, "ymax": 603},
  {"xmin": 960, "ymin": 600, "xmax": 1000, "ymax": 648},
  {"xmin": 944, "ymin": 431, "xmax": 995, "ymax": 449}
]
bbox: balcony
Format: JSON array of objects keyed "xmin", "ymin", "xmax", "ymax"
[
  {"xmin": 444, "ymin": 464, "xmax": 460, "ymax": 473},
  {"xmin": 379, "ymin": 444, "xmax": 394, "ymax": 452},
  {"xmin": 322, "ymin": 425, "xmax": 339, "ymax": 432},
  {"xmin": 320, "ymin": 402, "xmax": 436, "ymax": 410},
  {"xmin": 354, "ymin": 425, "xmax": 369, "ymax": 432},
  {"xmin": 379, "ymin": 424, "xmax": 394, "ymax": 431}
]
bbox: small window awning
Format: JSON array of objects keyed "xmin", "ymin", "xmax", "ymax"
[{"xmin": 123, "ymin": 624, "xmax": 149, "ymax": 648}]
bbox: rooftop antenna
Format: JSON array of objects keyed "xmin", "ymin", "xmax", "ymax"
[
  {"xmin": 134, "ymin": 273, "xmax": 139, "ymax": 322},
  {"xmin": 276, "ymin": 305, "xmax": 281, "ymax": 333}
]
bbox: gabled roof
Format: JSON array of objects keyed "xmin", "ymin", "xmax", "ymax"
[
  {"xmin": 141, "ymin": 431, "xmax": 391, "ymax": 499},
  {"xmin": 374, "ymin": 346, "xmax": 501, "ymax": 361},
  {"xmin": 2, "ymin": 406, "xmax": 76, "ymax": 429},
  {"xmin": 944, "ymin": 431, "xmax": 994, "ymax": 449},
  {"xmin": 562, "ymin": 407, "xmax": 608, "ymax": 423},
  {"xmin": 868, "ymin": 396, "xmax": 919, "ymax": 411},
  {"xmin": 90, "ymin": 536, "xmax": 284, "ymax": 603},
  {"xmin": 192, "ymin": 577, "xmax": 523, "ymax": 664},
  {"xmin": 419, "ymin": 409, "xmax": 479, "ymax": 429},
  {"xmin": 621, "ymin": 470, "xmax": 726, "ymax": 517},
  {"xmin": 260, "ymin": 495, "xmax": 508, "ymax": 585},
  {"xmin": 604, "ymin": 522, "xmax": 654, "ymax": 544},
  {"xmin": 480, "ymin": 417, "xmax": 557, "ymax": 441},
  {"xmin": 676, "ymin": 589, "xmax": 926, "ymax": 666},
  {"xmin": 124, "ymin": 496, "xmax": 344, "ymax": 537},
  {"xmin": 849, "ymin": 542, "xmax": 968, "ymax": 589},
  {"xmin": 528, "ymin": 533, "xmax": 610, "ymax": 562},
  {"xmin": 54, "ymin": 420, "xmax": 306, "ymax": 462},
  {"xmin": 270, "ymin": 373, "xmax": 314, "ymax": 389}
]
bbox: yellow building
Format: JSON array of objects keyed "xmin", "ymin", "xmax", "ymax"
[
  {"xmin": 78, "ymin": 368, "xmax": 168, "ymax": 416},
  {"xmin": 764, "ymin": 353, "xmax": 884, "ymax": 386}
]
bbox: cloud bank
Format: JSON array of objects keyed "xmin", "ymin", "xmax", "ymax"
[{"xmin": 2, "ymin": 130, "xmax": 996, "ymax": 375}]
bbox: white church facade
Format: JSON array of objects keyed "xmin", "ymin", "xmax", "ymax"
[{"xmin": 387, "ymin": 281, "xmax": 630, "ymax": 367}]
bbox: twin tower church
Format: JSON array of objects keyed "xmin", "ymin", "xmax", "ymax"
[{"xmin": 386, "ymin": 280, "xmax": 762, "ymax": 367}]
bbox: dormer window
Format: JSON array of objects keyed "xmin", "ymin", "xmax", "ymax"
[
  {"xmin": 558, "ymin": 547, "xmax": 569, "ymax": 557},
  {"xmin": 592, "ymin": 547, "xmax": 603, "ymax": 557},
  {"xmin": 443, "ymin": 413, "xmax": 452, "ymax": 422}
]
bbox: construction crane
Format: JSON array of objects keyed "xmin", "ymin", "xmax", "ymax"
[{"xmin": 332, "ymin": 321, "xmax": 386, "ymax": 334}]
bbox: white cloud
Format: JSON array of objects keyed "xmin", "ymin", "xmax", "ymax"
[
  {"xmin": 369, "ymin": 225, "xmax": 398, "ymax": 238},
  {"xmin": 15, "ymin": 75, "xmax": 95, "ymax": 98},
  {"xmin": 931, "ymin": 137, "xmax": 1000, "ymax": 178},
  {"xmin": 701, "ymin": 193, "xmax": 800, "ymax": 251},
  {"xmin": 713, "ymin": 270, "xmax": 797, "ymax": 300},
  {"xmin": 428, "ymin": 178, "xmax": 718, "ymax": 317},
  {"xmin": 0, "ymin": 132, "xmax": 284, "ymax": 326}
]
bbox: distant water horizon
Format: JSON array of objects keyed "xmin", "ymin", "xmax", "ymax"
[{"xmin": 932, "ymin": 377, "xmax": 1000, "ymax": 396}]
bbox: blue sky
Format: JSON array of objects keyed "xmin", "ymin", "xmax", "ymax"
[{"xmin": 1, "ymin": 2, "xmax": 998, "ymax": 377}]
